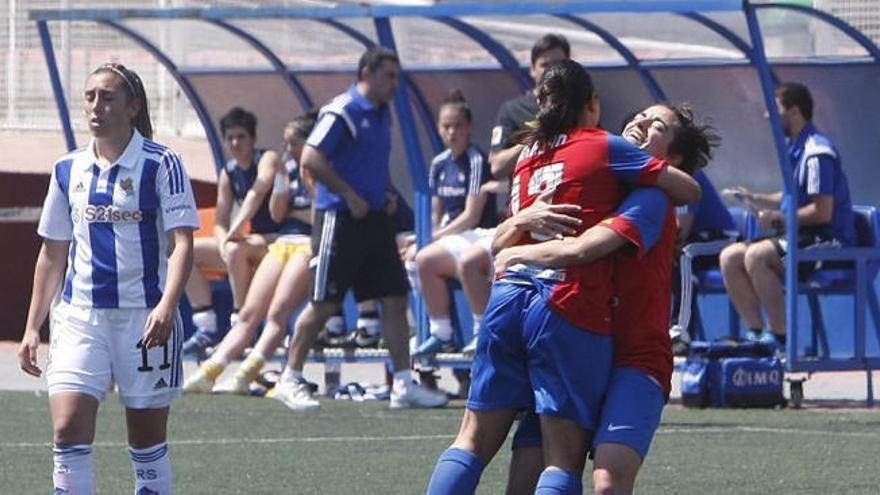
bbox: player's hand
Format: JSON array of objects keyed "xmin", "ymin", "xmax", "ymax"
[
  {"xmin": 18, "ymin": 329, "xmax": 42, "ymax": 377},
  {"xmin": 345, "ymin": 192, "xmax": 369, "ymax": 219},
  {"xmin": 513, "ymin": 188, "xmax": 582, "ymax": 238},
  {"xmin": 493, "ymin": 246, "xmax": 522, "ymax": 274},
  {"xmin": 143, "ymin": 303, "xmax": 175, "ymax": 348}
]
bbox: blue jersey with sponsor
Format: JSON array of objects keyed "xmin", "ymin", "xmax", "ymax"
[
  {"xmin": 307, "ymin": 84, "xmax": 393, "ymax": 211},
  {"xmin": 681, "ymin": 170, "xmax": 736, "ymax": 241},
  {"xmin": 788, "ymin": 123, "xmax": 855, "ymax": 245},
  {"xmin": 277, "ymin": 154, "xmax": 312, "ymax": 236},
  {"xmin": 223, "ymin": 149, "xmax": 279, "ymax": 234},
  {"xmin": 37, "ymin": 130, "xmax": 200, "ymax": 308},
  {"xmin": 429, "ymin": 145, "xmax": 496, "ymax": 229}
]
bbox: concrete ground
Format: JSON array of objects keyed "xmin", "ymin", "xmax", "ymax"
[{"xmin": 2, "ymin": 341, "xmax": 877, "ymax": 408}]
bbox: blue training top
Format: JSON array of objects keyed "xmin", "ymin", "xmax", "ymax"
[
  {"xmin": 307, "ymin": 84, "xmax": 392, "ymax": 212},
  {"xmin": 682, "ymin": 170, "xmax": 737, "ymax": 242},
  {"xmin": 429, "ymin": 144, "xmax": 496, "ymax": 229},
  {"xmin": 223, "ymin": 148, "xmax": 279, "ymax": 234},
  {"xmin": 788, "ymin": 123, "xmax": 856, "ymax": 245}
]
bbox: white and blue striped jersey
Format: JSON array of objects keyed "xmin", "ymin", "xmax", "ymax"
[{"xmin": 37, "ymin": 130, "xmax": 199, "ymax": 309}]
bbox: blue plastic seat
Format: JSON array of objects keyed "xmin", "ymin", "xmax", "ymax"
[{"xmin": 799, "ymin": 205, "xmax": 880, "ymax": 358}]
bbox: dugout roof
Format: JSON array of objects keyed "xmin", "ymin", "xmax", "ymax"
[{"xmin": 30, "ymin": 1, "xmax": 880, "ymax": 370}]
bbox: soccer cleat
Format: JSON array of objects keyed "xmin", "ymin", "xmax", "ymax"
[
  {"xmin": 390, "ymin": 380, "xmax": 449, "ymax": 409},
  {"xmin": 273, "ymin": 379, "xmax": 321, "ymax": 412},
  {"xmin": 412, "ymin": 335, "xmax": 454, "ymax": 357},
  {"xmin": 212, "ymin": 374, "xmax": 251, "ymax": 395},
  {"xmin": 461, "ymin": 336, "xmax": 479, "ymax": 356},
  {"xmin": 744, "ymin": 329, "xmax": 763, "ymax": 342},
  {"xmin": 182, "ymin": 370, "xmax": 215, "ymax": 394},
  {"xmin": 181, "ymin": 329, "xmax": 218, "ymax": 358},
  {"xmin": 345, "ymin": 328, "xmax": 382, "ymax": 349}
]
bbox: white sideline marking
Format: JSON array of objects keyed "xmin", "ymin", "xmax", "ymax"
[
  {"xmin": 3, "ymin": 426, "xmax": 877, "ymax": 450},
  {"xmin": 657, "ymin": 426, "xmax": 880, "ymax": 438},
  {"xmin": 1, "ymin": 434, "xmax": 457, "ymax": 449}
]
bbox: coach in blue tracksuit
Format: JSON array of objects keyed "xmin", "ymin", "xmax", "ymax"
[{"xmin": 272, "ymin": 46, "xmax": 448, "ymax": 412}]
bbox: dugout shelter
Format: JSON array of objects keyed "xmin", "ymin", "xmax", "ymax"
[{"xmin": 30, "ymin": 0, "xmax": 880, "ymax": 402}]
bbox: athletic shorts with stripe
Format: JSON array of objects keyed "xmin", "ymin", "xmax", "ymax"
[
  {"xmin": 310, "ymin": 209, "xmax": 408, "ymax": 303},
  {"xmin": 46, "ymin": 301, "xmax": 184, "ymax": 409}
]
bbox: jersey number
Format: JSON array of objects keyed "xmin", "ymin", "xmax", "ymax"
[
  {"xmin": 136, "ymin": 339, "xmax": 171, "ymax": 372},
  {"xmin": 510, "ymin": 162, "xmax": 564, "ymax": 214}
]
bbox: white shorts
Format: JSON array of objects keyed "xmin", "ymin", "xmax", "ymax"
[
  {"xmin": 46, "ymin": 301, "xmax": 183, "ymax": 409},
  {"xmin": 434, "ymin": 227, "xmax": 497, "ymax": 263}
]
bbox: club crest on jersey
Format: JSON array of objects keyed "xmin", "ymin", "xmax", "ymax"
[
  {"xmin": 361, "ymin": 117, "xmax": 371, "ymax": 129},
  {"xmin": 119, "ymin": 178, "xmax": 135, "ymax": 195}
]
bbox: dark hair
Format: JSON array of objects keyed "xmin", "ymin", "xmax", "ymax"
[
  {"xmin": 531, "ymin": 34, "xmax": 571, "ymax": 66},
  {"xmin": 357, "ymin": 46, "xmax": 400, "ymax": 81},
  {"xmin": 666, "ymin": 104, "xmax": 721, "ymax": 174},
  {"xmin": 519, "ymin": 60, "xmax": 595, "ymax": 149},
  {"xmin": 775, "ymin": 82, "xmax": 813, "ymax": 121},
  {"xmin": 220, "ymin": 107, "xmax": 257, "ymax": 138},
  {"xmin": 438, "ymin": 89, "xmax": 472, "ymax": 123},
  {"xmin": 91, "ymin": 63, "xmax": 152, "ymax": 139},
  {"xmin": 285, "ymin": 110, "xmax": 319, "ymax": 139}
]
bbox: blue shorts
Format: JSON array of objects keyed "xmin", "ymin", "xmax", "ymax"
[
  {"xmin": 592, "ymin": 367, "xmax": 666, "ymax": 459},
  {"xmin": 467, "ymin": 280, "xmax": 613, "ymax": 432}
]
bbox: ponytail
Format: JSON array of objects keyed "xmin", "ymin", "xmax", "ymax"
[{"xmin": 518, "ymin": 60, "xmax": 594, "ymax": 151}]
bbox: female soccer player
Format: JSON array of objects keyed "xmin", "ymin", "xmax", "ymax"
[
  {"xmin": 406, "ymin": 89, "xmax": 499, "ymax": 356},
  {"xmin": 184, "ymin": 113, "xmax": 317, "ymax": 396},
  {"xmin": 426, "ymin": 60, "xmax": 699, "ymax": 494},
  {"xmin": 18, "ymin": 63, "xmax": 198, "ymax": 494}
]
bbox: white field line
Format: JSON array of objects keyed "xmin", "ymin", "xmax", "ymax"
[{"xmin": 2, "ymin": 425, "xmax": 877, "ymax": 450}]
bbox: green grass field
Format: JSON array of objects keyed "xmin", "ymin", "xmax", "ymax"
[{"xmin": 1, "ymin": 391, "xmax": 878, "ymax": 494}]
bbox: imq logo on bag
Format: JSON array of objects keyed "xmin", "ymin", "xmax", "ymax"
[{"xmin": 732, "ymin": 366, "xmax": 781, "ymax": 388}]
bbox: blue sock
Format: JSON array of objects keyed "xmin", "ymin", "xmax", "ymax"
[
  {"xmin": 535, "ymin": 468, "xmax": 582, "ymax": 494},
  {"xmin": 426, "ymin": 447, "xmax": 484, "ymax": 495}
]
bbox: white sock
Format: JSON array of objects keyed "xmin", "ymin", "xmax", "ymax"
[
  {"xmin": 53, "ymin": 444, "xmax": 93, "ymax": 494},
  {"xmin": 192, "ymin": 308, "xmax": 217, "ymax": 334},
  {"xmin": 472, "ymin": 314, "xmax": 483, "ymax": 336},
  {"xmin": 394, "ymin": 369, "xmax": 413, "ymax": 385},
  {"xmin": 405, "ymin": 260, "xmax": 420, "ymax": 292},
  {"xmin": 282, "ymin": 367, "xmax": 305, "ymax": 383},
  {"xmin": 130, "ymin": 442, "xmax": 172, "ymax": 495},
  {"xmin": 429, "ymin": 317, "xmax": 453, "ymax": 341}
]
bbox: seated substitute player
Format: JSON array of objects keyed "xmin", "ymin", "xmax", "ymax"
[
  {"xmin": 18, "ymin": 63, "xmax": 198, "ymax": 495},
  {"xmin": 403, "ymin": 89, "xmax": 498, "ymax": 357},
  {"xmin": 493, "ymin": 103, "xmax": 718, "ymax": 495},
  {"xmin": 184, "ymin": 113, "xmax": 317, "ymax": 395},
  {"xmin": 183, "ymin": 107, "xmax": 282, "ymax": 356},
  {"xmin": 669, "ymin": 168, "xmax": 737, "ymax": 350},
  {"xmin": 425, "ymin": 61, "xmax": 700, "ymax": 495},
  {"xmin": 720, "ymin": 82, "xmax": 855, "ymax": 350}
]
